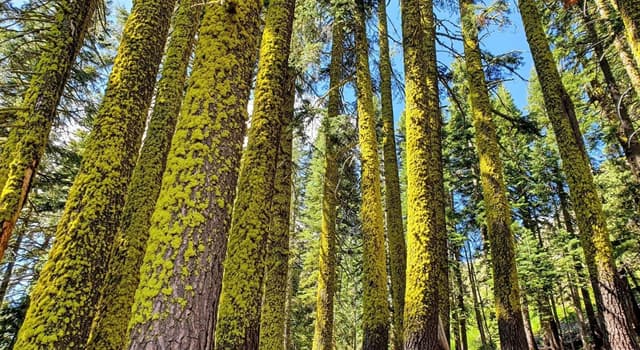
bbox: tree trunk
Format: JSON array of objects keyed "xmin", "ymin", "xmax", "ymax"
[
  {"xmin": 612, "ymin": 0, "xmax": 640, "ymax": 69},
  {"xmin": 0, "ymin": 0, "xmax": 97, "ymax": 262},
  {"xmin": 353, "ymin": 1, "xmax": 390, "ymax": 348},
  {"xmin": 460, "ymin": 0, "xmax": 528, "ymax": 348},
  {"xmin": 86, "ymin": 1, "xmax": 203, "ymax": 348},
  {"xmin": 518, "ymin": 0, "xmax": 639, "ymax": 347},
  {"xmin": 401, "ymin": 0, "xmax": 448, "ymax": 348},
  {"xmin": 593, "ymin": 0, "xmax": 640, "ymax": 99},
  {"xmin": 213, "ymin": 0, "xmax": 296, "ymax": 348},
  {"xmin": 378, "ymin": 2, "xmax": 406, "ymax": 349},
  {"xmin": 125, "ymin": 1, "xmax": 262, "ymax": 349},
  {"xmin": 454, "ymin": 250, "xmax": 468, "ymax": 350},
  {"xmin": 568, "ymin": 274, "xmax": 591, "ymax": 349},
  {"xmin": 259, "ymin": 72, "xmax": 295, "ymax": 350},
  {"xmin": 521, "ymin": 295, "xmax": 539, "ymax": 350},
  {"xmin": 312, "ymin": 10, "xmax": 344, "ymax": 350},
  {"xmin": 14, "ymin": 0, "xmax": 176, "ymax": 347},
  {"xmin": 464, "ymin": 243, "xmax": 489, "ymax": 349},
  {"xmin": 0, "ymin": 220, "xmax": 25, "ymax": 303},
  {"xmin": 579, "ymin": 8, "xmax": 640, "ymax": 181}
]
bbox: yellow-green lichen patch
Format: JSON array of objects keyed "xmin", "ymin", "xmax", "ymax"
[
  {"xmin": 215, "ymin": 0, "xmax": 296, "ymax": 348},
  {"xmin": 126, "ymin": 1, "xmax": 262, "ymax": 349},
  {"xmin": 13, "ymin": 0, "xmax": 176, "ymax": 348},
  {"xmin": 0, "ymin": 0, "xmax": 97, "ymax": 262}
]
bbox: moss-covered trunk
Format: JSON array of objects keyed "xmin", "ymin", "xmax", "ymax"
[
  {"xmin": 0, "ymin": 0, "xmax": 97, "ymax": 262},
  {"xmin": 258, "ymin": 72, "xmax": 295, "ymax": 350},
  {"xmin": 518, "ymin": 0, "xmax": 639, "ymax": 348},
  {"xmin": 377, "ymin": 2, "xmax": 406, "ymax": 349},
  {"xmin": 613, "ymin": 0, "xmax": 640, "ymax": 69},
  {"xmin": 86, "ymin": 1, "xmax": 203, "ymax": 348},
  {"xmin": 353, "ymin": 2, "xmax": 390, "ymax": 349},
  {"xmin": 312, "ymin": 15, "xmax": 343, "ymax": 350},
  {"xmin": 215, "ymin": 0, "xmax": 296, "ymax": 348},
  {"xmin": 594, "ymin": 0, "xmax": 640, "ymax": 99},
  {"xmin": 460, "ymin": 1, "xmax": 528, "ymax": 348},
  {"xmin": 579, "ymin": 8, "xmax": 640, "ymax": 181},
  {"xmin": 125, "ymin": 2, "xmax": 261, "ymax": 349},
  {"xmin": 401, "ymin": 0, "xmax": 448, "ymax": 348},
  {"xmin": 13, "ymin": 0, "xmax": 176, "ymax": 348}
]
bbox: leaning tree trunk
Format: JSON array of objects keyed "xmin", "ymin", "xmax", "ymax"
[
  {"xmin": 85, "ymin": 1, "xmax": 203, "ymax": 348},
  {"xmin": 460, "ymin": 0, "xmax": 528, "ymax": 348},
  {"xmin": 518, "ymin": 0, "xmax": 639, "ymax": 347},
  {"xmin": 312, "ymin": 10, "xmax": 344, "ymax": 350},
  {"xmin": 612, "ymin": 0, "xmax": 640, "ymax": 69},
  {"xmin": 378, "ymin": 2, "xmax": 406, "ymax": 349},
  {"xmin": 13, "ymin": 0, "xmax": 176, "ymax": 347},
  {"xmin": 401, "ymin": 0, "xmax": 448, "ymax": 348},
  {"xmin": 353, "ymin": 1, "xmax": 390, "ymax": 348},
  {"xmin": 125, "ymin": 1, "xmax": 263, "ymax": 349},
  {"xmin": 0, "ymin": 0, "xmax": 97, "ymax": 262},
  {"xmin": 215, "ymin": 0, "xmax": 296, "ymax": 348}
]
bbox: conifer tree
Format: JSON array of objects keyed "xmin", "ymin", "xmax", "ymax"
[
  {"xmin": 215, "ymin": 0, "xmax": 296, "ymax": 347},
  {"xmin": 259, "ymin": 73, "xmax": 295, "ymax": 350},
  {"xmin": 459, "ymin": 0, "xmax": 528, "ymax": 348},
  {"xmin": 312, "ymin": 12, "xmax": 344, "ymax": 350},
  {"xmin": 86, "ymin": 0, "xmax": 203, "ymax": 348},
  {"xmin": 353, "ymin": 1, "xmax": 390, "ymax": 348},
  {"xmin": 401, "ymin": 0, "xmax": 448, "ymax": 348},
  {"xmin": 518, "ymin": 0, "xmax": 639, "ymax": 347},
  {"xmin": 125, "ymin": 1, "xmax": 262, "ymax": 348},
  {"xmin": 0, "ymin": 0, "xmax": 97, "ymax": 261},
  {"xmin": 378, "ymin": 2, "xmax": 406, "ymax": 348},
  {"xmin": 12, "ymin": 0, "xmax": 176, "ymax": 347},
  {"xmin": 612, "ymin": 0, "xmax": 640, "ymax": 68}
]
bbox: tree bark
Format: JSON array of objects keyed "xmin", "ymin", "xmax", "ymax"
[{"xmin": 14, "ymin": 0, "xmax": 176, "ymax": 347}]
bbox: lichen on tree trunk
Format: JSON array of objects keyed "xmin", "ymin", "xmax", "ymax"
[
  {"xmin": 125, "ymin": 2, "xmax": 262, "ymax": 349},
  {"xmin": 518, "ymin": 0, "xmax": 639, "ymax": 347},
  {"xmin": 353, "ymin": 1, "xmax": 390, "ymax": 348},
  {"xmin": 214, "ymin": 0, "xmax": 296, "ymax": 348},
  {"xmin": 86, "ymin": 1, "xmax": 203, "ymax": 348},
  {"xmin": 0, "ymin": 0, "xmax": 97, "ymax": 263},
  {"xmin": 401, "ymin": 0, "xmax": 448, "ymax": 348},
  {"xmin": 312, "ymin": 10, "xmax": 344, "ymax": 350},
  {"xmin": 13, "ymin": 0, "xmax": 176, "ymax": 347},
  {"xmin": 377, "ymin": 1, "xmax": 406, "ymax": 349}
]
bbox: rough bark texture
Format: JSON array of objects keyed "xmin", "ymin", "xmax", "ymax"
[
  {"xmin": 312, "ymin": 15, "xmax": 343, "ymax": 350},
  {"xmin": 258, "ymin": 73, "xmax": 295, "ymax": 350},
  {"xmin": 521, "ymin": 296, "xmax": 538, "ymax": 350},
  {"xmin": 460, "ymin": 1, "xmax": 528, "ymax": 348},
  {"xmin": 214, "ymin": 0, "xmax": 296, "ymax": 348},
  {"xmin": 518, "ymin": 0, "xmax": 639, "ymax": 348},
  {"xmin": 353, "ymin": 2, "xmax": 390, "ymax": 349},
  {"xmin": 125, "ymin": 2, "xmax": 261, "ymax": 349},
  {"xmin": 86, "ymin": 2, "xmax": 202, "ymax": 348},
  {"xmin": 378, "ymin": 2, "xmax": 406, "ymax": 349},
  {"xmin": 13, "ymin": 0, "xmax": 175, "ymax": 347},
  {"xmin": 613, "ymin": 0, "xmax": 640, "ymax": 69},
  {"xmin": 0, "ymin": 0, "xmax": 97, "ymax": 262},
  {"xmin": 401, "ymin": 0, "xmax": 447, "ymax": 348}
]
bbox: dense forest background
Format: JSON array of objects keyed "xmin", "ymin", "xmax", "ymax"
[{"xmin": 0, "ymin": 0, "xmax": 639, "ymax": 349}]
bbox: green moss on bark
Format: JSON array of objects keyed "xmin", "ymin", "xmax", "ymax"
[
  {"xmin": 13, "ymin": 0, "xmax": 176, "ymax": 348},
  {"xmin": 518, "ymin": 0, "xmax": 639, "ymax": 347},
  {"xmin": 401, "ymin": 0, "xmax": 448, "ymax": 348},
  {"xmin": 312, "ymin": 15, "xmax": 344, "ymax": 350},
  {"xmin": 125, "ymin": 2, "xmax": 262, "ymax": 349},
  {"xmin": 377, "ymin": 2, "xmax": 406, "ymax": 349},
  {"xmin": 0, "ymin": 0, "xmax": 97, "ymax": 263},
  {"xmin": 353, "ymin": 2, "xmax": 390, "ymax": 349},
  {"xmin": 85, "ymin": 1, "xmax": 203, "ymax": 348},
  {"xmin": 459, "ymin": 0, "xmax": 528, "ymax": 348},
  {"xmin": 258, "ymin": 74, "xmax": 295, "ymax": 350},
  {"xmin": 214, "ymin": 0, "xmax": 296, "ymax": 348}
]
